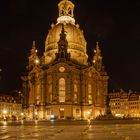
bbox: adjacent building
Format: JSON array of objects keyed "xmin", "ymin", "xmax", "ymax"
[
  {"xmin": 109, "ymin": 90, "xmax": 140, "ymax": 118},
  {"xmin": 0, "ymin": 92, "xmax": 22, "ymax": 121},
  {"xmin": 21, "ymin": 0, "xmax": 109, "ymax": 120}
]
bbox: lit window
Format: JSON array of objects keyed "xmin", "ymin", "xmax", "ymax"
[
  {"xmin": 74, "ymin": 80, "xmax": 78, "ymax": 93},
  {"xmin": 88, "ymin": 95, "xmax": 92, "ymax": 104},
  {"xmin": 48, "ymin": 80, "xmax": 52, "ymax": 101},
  {"xmin": 76, "ymin": 109, "xmax": 80, "ymax": 114},
  {"xmin": 74, "ymin": 84, "xmax": 78, "ymax": 92},
  {"xmin": 88, "ymin": 84, "xmax": 92, "ymax": 94},
  {"xmin": 59, "ymin": 78, "xmax": 65, "ymax": 102},
  {"xmin": 88, "ymin": 84, "xmax": 92, "ymax": 104},
  {"xmin": 60, "ymin": 108, "xmax": 64, "ymax": 111},
  {"xmin": 74, "ymin": 94, "xmax": 77, "ymax": 102},
  {"xmin": 88, "ymin": 95, "xmax": 92, "ymax": 100}
]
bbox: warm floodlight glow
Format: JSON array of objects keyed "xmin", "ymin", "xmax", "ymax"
[
  {"xmin": 3, "ymin": 121, "xmax": 7, "ymax": 125},
  {"xmin": 50, "ymin": 115, "xmax": 55, "ymax": 118},
  {"xmin": 21, "ymin": 113, "xmax": 24, "ymax": 116},
  {"xmin": 115, "ymin": 113, "xmax": 124, "ymax": 117},
  {"xmin": 57, "ymin": 16, "xmax": 75, "ymax": 24},
  {"xmin": 35, "ymin": 59, "xmax": 39, "ymax": 64},
  {"xmin": 35, "ymin": 112, "xmax": 38, "ymax": 115},
  {"xmin": 87, "ymin": 111, "xmax": 91, "ymax": 115},
  {"xmin": 3, "ymin": 110, "xmax": 7, "ymax": 114}
]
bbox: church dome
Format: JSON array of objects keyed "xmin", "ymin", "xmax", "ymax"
[{"xmin": 44, "ymin": 0, "xmax": 88, "ymax": 65}]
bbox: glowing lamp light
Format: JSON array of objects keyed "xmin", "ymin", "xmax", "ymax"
[
  {"xmin": 3, "ymin": 121, "xmax": 7, "ymax": 126},
  {"xmin": 87, "ymin": 111, "xmax": 91, "ymax": 115},
  {"xmin": 57, "ymin": 16, "xmax": 75, "ymax": 24},
  {"xmin": 50, "ymin": 115, "xmax": 55, "ymax": 119},
  {"xmin": 3, "ymin": 110, "xmax": 7, "ymax": 114},
  {"xmin": 93, "ymin": 60, "xmax": 96, "ymax": 63},
  {"xmin": 21, "ymin": 113, "xmax": 24, "ymax": 116},
  {"xmin": 35, "ymin": 112, "xmax": 38, "ymax": 115},
  {"xmin": 35, "ymin": 59, "xmax": 39, "ymax": 64},
  {"xmin": 50, "ymin": 115, "xmax": 56, "ymax": 122}
]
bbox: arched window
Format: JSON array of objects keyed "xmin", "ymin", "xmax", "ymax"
[
  {"xmin": 48, "ymin": 78, "xmax": 52, "ymax": 102},
  {"xmin": 74, "ymin": 80, "xmax": 78, "ymax": 92},
  {"xmin": 88, "ymin": 84, "xmax": 92, "ymax": 104},
  {"xmin": 36, "ymin": 84, "xmax": 40, "ymax": 105},
  {"xmin": 67, "ymin": 7, "xmax": 72, "ymax": 15},
  {"xmin": 74, "ymin": 84, "xmax": 78, "ymax": 92},
  {"xmin": 88, "ymin": 84, "xmax": 92, "ymax": 94},
  {"xmin": 59, "ymin": 78, "xmax": 65, "ymax": 102}
]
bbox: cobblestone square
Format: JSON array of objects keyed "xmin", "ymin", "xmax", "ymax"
[{"xmin": 0, "ymin": 121, "xmax": 140, "ymax": 140}]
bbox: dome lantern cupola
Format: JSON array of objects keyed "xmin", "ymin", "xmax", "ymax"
[
  {"xmin": 44, "ymin": 0, "xmax": 88, "ymax": 65},
  {"xmin": 57, "ymin": 0, "xmax": 75, "ymax": 24}
]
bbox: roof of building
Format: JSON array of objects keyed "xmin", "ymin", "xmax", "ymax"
[
  {"xmin": 0, "ymin": 91, "xmax": 22, "ymax": 104},
  {"xmin": 109, "ymin": 90, "xmax": 140, "ymax": 101}
]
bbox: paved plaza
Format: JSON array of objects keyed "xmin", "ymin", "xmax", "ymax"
[{"xmin": 0, "ymin": 121, "xmax": 140, "ymax": 140}]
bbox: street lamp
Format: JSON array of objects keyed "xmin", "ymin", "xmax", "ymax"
[
  {"xmin": 3, "ymin": 110, "xmax": 7, "ymax": 114},
  {"xmin": 35, "ymin": 111, "xmax": 38, "ymax": 115},
  {"xmin": 34, "ymin": 111, "xmax": 38, "ymax": 120},
  {"xmin": 3, "ymin": 110, "xmax": 7, "ymax": 121},
  {"xmin": 21, "ymin": 113, "xmax": 24, "ymax": 116},
  {"xmin": 21, "ymin": 112, "xmax": 24, "ymax": 120},
  {"xmin": 35, "ymin": 59, "xmax": 40, "ymax": 65},
  {"xmin": 87, "ymin": 111, "xmax": 91, "ymax": 115}
]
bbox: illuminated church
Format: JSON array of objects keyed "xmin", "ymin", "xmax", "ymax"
[{"xmin": 22, "ymin": 0, "xmax": 109, "ymax": 120}]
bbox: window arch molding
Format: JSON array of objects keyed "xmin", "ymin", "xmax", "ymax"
[{"xmin": 59, "ymin": 78, "xmax": 66, "ymax": 102}]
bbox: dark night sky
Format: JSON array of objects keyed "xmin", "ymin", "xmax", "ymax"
[{"xmin": 0, "ymin": 0, "xmax": 140, "ymax": 92}]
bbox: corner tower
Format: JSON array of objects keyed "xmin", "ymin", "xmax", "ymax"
[{"xmin": 44, "ymin": 0, "xmax": 88, "ymax": 65}]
